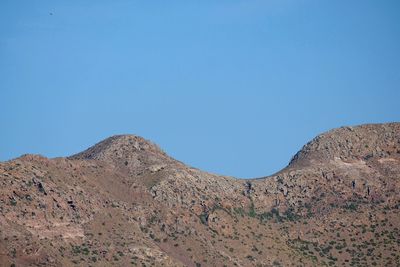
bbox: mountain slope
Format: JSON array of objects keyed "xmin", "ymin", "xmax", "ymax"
[{"xmin": 0, "ymin": 123, "xmax": 399, "ymax": 267}]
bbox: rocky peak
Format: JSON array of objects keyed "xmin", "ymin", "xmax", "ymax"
[
  {"xmin": 289, "ymin": 123, "xmax": 400, "ymax": 167},
  {"xmin": 68, "ymin": 135, "xmax": 178, "ymax": 174}
]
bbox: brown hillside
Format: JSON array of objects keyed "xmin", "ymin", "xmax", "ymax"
[{"xmin": 1, "ymin": 123, "xmax": 399, "ymax": 267}]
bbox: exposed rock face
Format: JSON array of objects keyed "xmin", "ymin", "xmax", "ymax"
[
  {"xmin": 289, "ymin": 123, "xmax": 400, "ymax": 167},
  {"xmin": 1, "ymin": 123, "xmax": 399, "ymax": 267},
  {"xmin": 69, "ymin": 135, "xmax": 179, "ymax": 175}
]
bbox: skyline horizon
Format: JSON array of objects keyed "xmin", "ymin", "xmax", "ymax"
[
  {"xmin": 2, "ymin": 121, "xmax": 399, "ymax": 179},
  {"xmin": 1, "ymin": 1, "xmax": 399, "ymax": 177}
]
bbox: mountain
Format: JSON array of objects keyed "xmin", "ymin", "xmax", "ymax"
[{"xmin": 0, "ymin": 123, "xmax": 399, "ymax": 267}]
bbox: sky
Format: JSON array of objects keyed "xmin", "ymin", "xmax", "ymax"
[{"xmin": 1, "ymin": 0, "xmax": 399, "ymax": 178}]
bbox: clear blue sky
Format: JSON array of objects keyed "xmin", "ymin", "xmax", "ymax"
[{"xmin": 1, "ymin": 1, "xmax": 399, "ymax": 178}]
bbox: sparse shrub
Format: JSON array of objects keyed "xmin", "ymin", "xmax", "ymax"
[
  {"xmin": 246, "ymin": 255, "xmax": 255, "ymax": 261},
  {"xmin": 283, "ymin": 208, "xmax": 300, "ymax": 221},
  {"xmin": 344, "ymin": 202, "xmax": 358, "ymax": 211},
  {"xmin": 259, "ymin": 211, "xmax": 273, "ymax": 221},
  {"xmin": 82, "ymin": 247, "xmax": 90, "ymax": 255},
  {"xmin": 199, "ymin": 213, "xmax": 208, "ymax": 225}
]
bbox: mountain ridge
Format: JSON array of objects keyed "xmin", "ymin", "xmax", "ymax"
[
  {"xmin": 1, "ymin": 122, "xmax": 399, "ymax": 266},
  {"xmin": 288, "ymin": 122, "xmax": 400, "ymax": 169}
]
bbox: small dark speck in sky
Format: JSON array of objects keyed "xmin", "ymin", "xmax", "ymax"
[{"xmin": 49, "ymin": 12, "xmax": 53, "ymax": 15}]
